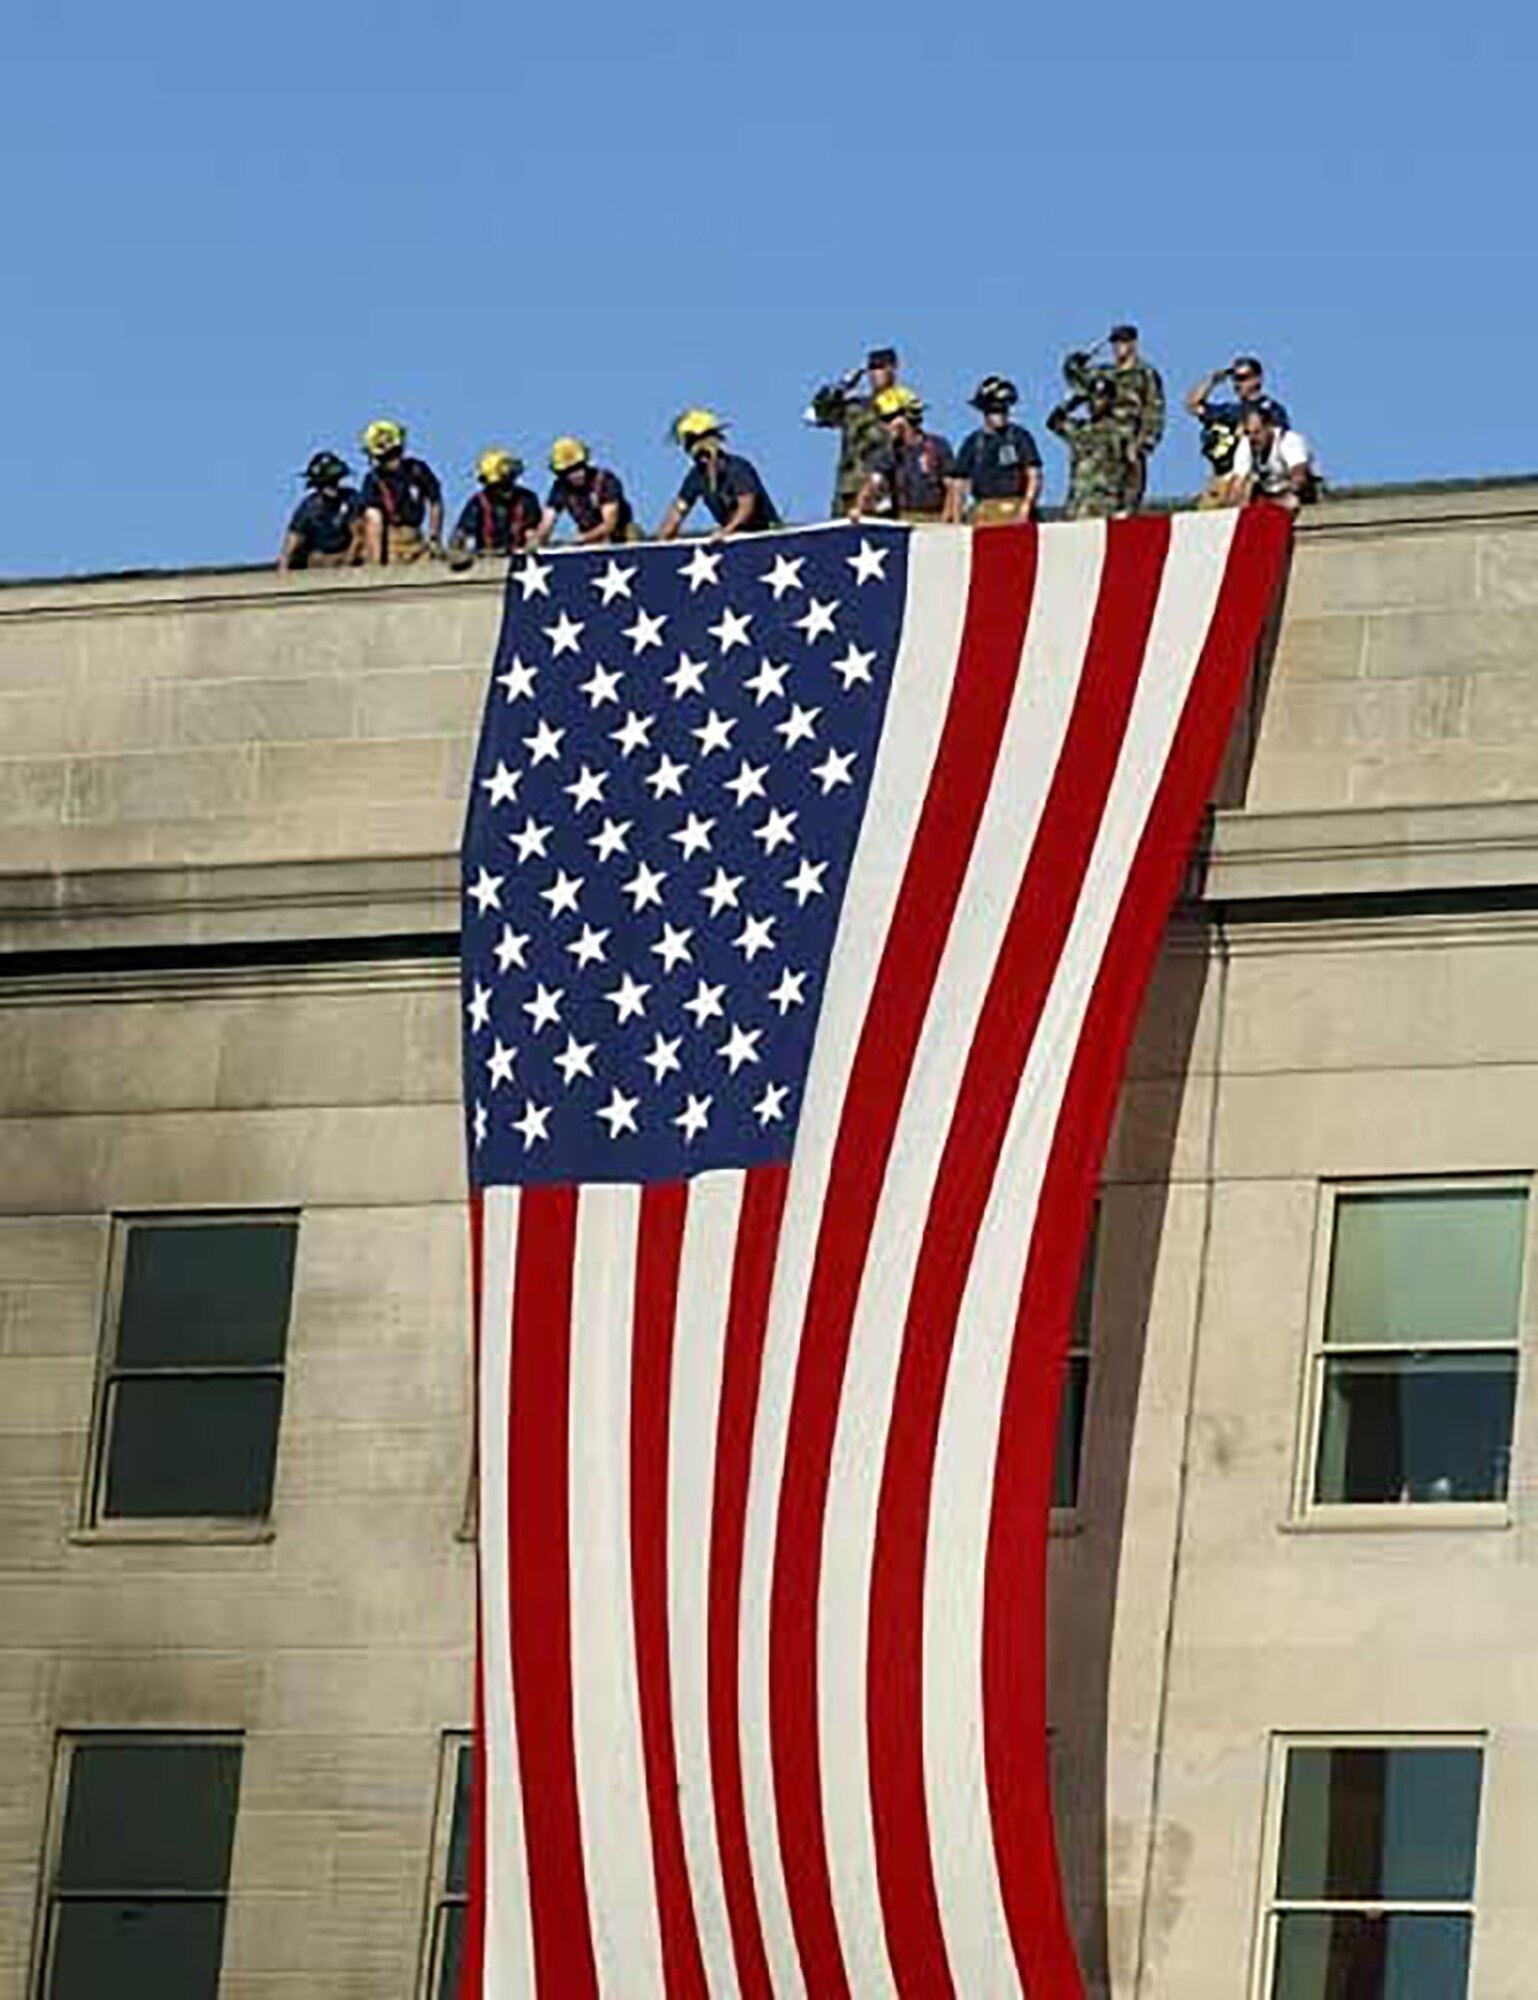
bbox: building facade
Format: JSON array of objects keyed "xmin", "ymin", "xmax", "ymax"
[{"xmin": 2, "ymin": 482, "xmax": 1538, "ymax": 1997}]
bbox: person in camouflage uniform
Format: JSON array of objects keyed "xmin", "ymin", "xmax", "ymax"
[
  {"xmin": 807, "ymin": 344, "xmax": 900, "ymax": 515},
  {"xmin": 1062, "ymin": 324, "xmax": 1165, "ymax": 510},
  {"xmin": 1047, "ymin": 375, "xmax": 1136, "ymax": 520}
]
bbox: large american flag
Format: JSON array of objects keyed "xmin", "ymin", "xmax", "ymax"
[{"xmin": 458, "ymin": 509, "xmax": 1290, "ymax": 1998}]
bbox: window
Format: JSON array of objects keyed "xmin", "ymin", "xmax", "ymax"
[
  {"xmin": 1257, "ymin": 1740, "xmax": 1483, "ymax": 2000},
  {"xmin": 1303, "ymin": 1184, "xmax": 1524, "ymax": 1514},
  {"xmin": 35, "ymin": 1734, "xmax": 242, "ymax": 2000},
  {"xmin": 1052, "ymin": 1209, "xmax": 1098, "ymax": 1512},
  {"xmin": 421, "ymin": 1736, "xmax": 473, "ymax": 2000},
  {"xmin": 90, "ymin": 1215, "xmax": 297, "ymax": 1525}
]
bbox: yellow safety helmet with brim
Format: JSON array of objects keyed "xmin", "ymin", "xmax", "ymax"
[
  {"xmin": 362, "ymin": 417, "xmax": 407, "ymax": 460},
  {"xmin": 549, "ymin": 435, "xmax": 591, "ymax": 474},
  {"xmin": 672, "ymin": 407, "xmax": 726, "ymax": 449},
  {"xmin": 873, "ymin": 384, "xmax": 924, "ymax": 421},
  {"xmin": 477, "ymin": 447, "xmax": 524, "ymax": 485}
]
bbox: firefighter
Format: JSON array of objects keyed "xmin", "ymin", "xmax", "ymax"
[
  {"xmin": 536, "ymin": 437, "xmax": 636, "ymax": 546},
  {"xmin": 358, "ymin": 419, "xmax": 444, "ymax": 565},
  {"xmin": 277, "ymin": 451, "xmax": 362, "ymax": 571},
  {"xmin": 447, "ymin": 450, "xmax": 543, "ymax": 565},
  {"xmin": 854, "ymin": 386, "xmax": 963, "ymax": 523},
  {"xmin": 657, "ymin": 410, "xmax": 781, "ymax": 541},
  {"xmin": 955, "ymin": 375, "xmax": 1043, "ymax": 524}
]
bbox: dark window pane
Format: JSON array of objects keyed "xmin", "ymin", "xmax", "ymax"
[
  {"xmin": 1278, "ymin": 1748, "xmax": 1482, "ymax": 1903},
  {"xmin": 436, "ymin": 1902, "xmax": 466, "ymax": 2000},
  {"xmin": 59, "ymin": 1743, "xmax": 241, "ymax": 1892},
  {"xmin": 1326, "ymin": 1191, "xmax": 1525, "ymax": 1348},
  {"xmin": 48, "ymin": 1900, "xmax": 229, "ymax": 2000},
  {"xmin": 1272, "ymin": 1911, "xmax": 1471, "ymax": 2000},
  {"xmin": 1314, "ymin": 1355, "xmax": 1515, "ymax": 1505},
  {"xmin": 446, "ymin": 1745, "xmax": 474, "ymax": 1895},
  {"xmin": 118, "ymin": 1222, "xmax": 296, "ymax": 1369},
  {"xmin": 1052, "ymin": 1355, "xmax": 1091, "ymax": 1508},
  {"xmin": 1072, "ymin": 1209, "xmax": 1098, "ymax": 1348},
  {"xmin": 103, "ymin": 1376, "xmax": 283, "ymax": 1519}
]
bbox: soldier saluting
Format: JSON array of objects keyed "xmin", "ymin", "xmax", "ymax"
[
  {"xmin": 1063, "ymin": 324, "xmax": 1165, "ymax": 510},
  {"xmin": 806, "ymin": 344, "xmax": 901, "ymax": 517},
  {"xmin": 1047, "ymin": 373, "xmax": 1135, "ymax": 520}
]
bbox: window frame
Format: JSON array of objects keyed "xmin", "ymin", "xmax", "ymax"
[
  {"xmin": 30, "ymin": 1729, "xmax": 244, "ymax": 2000},
  {"xmin": 418, "ymin": 1732, "xmax": 473, "ymax": 2000},
  {"xmin": 1291, "ymin": 1176, "xmax": 1529, "ymax": 1529},
  {"xmin": 1249, "ymin": 1731, "xmax": 1487, "ymax": 2000},
  {"xmin": 79, "ymin": 1210, "xmax": 298, "ymax": 1542}
]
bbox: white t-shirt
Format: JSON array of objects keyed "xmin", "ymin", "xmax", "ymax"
[{"xmin": 1232, "ymin": 427, "xmax": 1316, "ymax": 495}]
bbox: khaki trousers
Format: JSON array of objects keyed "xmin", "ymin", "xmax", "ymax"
[{"xmin": 971, "ymin": 497, "xmax": 1030, "ymax": 527}]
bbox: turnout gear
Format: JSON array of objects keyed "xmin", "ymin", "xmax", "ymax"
[
  {"xmin": 548, "ymin": 436, "xmax": 591, "ymax": 475},
  {"xmin": 362, "ymin": 418, "xmax": 407, "ymax": 460}
]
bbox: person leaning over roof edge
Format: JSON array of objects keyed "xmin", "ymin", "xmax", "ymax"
[
  {"xmin": 854, "ymin": 386, "xmax": 963, "ymax": 524},
  {"xmin": 278, "ymin": 452, "xmax": 362, "ymax": 571},
  {"xmin": 536, "ymin": 437, "xmax": 637, "ymax": 547},
  {"xmin": 657, "ymin": 410, "xmax": 781, "ymax": 542},
  {"xmin": 358, "ymin": 419, "xmax": 444, "ymax": 565},
  {"xmin": 1232, "ymin": 403, "xmax": 1319, "ymax": 512},
  {"xmin": 955, "ymin": 375, "xmax": 1043, "ymax": 524},
  {"xmin": 806, "ymin": 343, "xmax": 901, "ymax": 516},
  {"xmin": 447, "ymin": 450, "xmax": 543, "ymax": 568}
]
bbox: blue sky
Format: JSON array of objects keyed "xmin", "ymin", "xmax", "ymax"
[{"xmin": 1, "ymin": 0, "xmax": 1531, "ymax": 578}]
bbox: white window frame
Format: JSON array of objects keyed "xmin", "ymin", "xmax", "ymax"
[
  {"xmin": 29, "ymin": 1728, "xmax": 244, "ymax": 2000},
  {"xmin": 1249, "ymin": 1731, "xmax": 1486, "ymax": 2000},
  {"xmin": 1290, "ymin": 1175, "xmax": 1528, "ymax": 1528},
  {"xmin": 79, "ymin": 1210, "xmax": 298, "ymax": 1543},
  {"xmin": 418, "ymin": 1731, "xmax": 473, "ymax": 2000}
]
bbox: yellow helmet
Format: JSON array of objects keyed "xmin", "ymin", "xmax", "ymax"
[
  {"xmin": 477, "ymin": 447, "xmax": 523, "ymax": 484},
  {"xmin": 362, "ymin": 417, "xmax": 406, "ymax": 459},
  {"xmin": 873, "ymin": 384, "xmax": 924, "ymax": 422},
  {"xmin": 672, "ymin": 407, "xmax": 726, "ymax": 449},
  {"xmin": 549, "ymin": 435, "xmax": 591, "ymax": 474}
]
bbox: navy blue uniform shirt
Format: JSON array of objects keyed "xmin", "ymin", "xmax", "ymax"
[
  {"xmin": 1200, "ymin": 394, "xmax": 1290, "ymax": 432},
  {"xmin": 955, "ymin": 423, "xmax": 1042, "ymax": 500},
  {"xmin": 452, "ymin": 485, "xmax": 543, "ymax": 554},
  {"xmin": 677, "ymin": 451, "xmax": 780, "ymax": 531},
  {"xmin": 545, "ymin": 466, "xmax": 633, "ymax": 539},
  {"xmin": 286, "ymin": 487, "xmax": 361, "ymax": 557},
  {"xmin": 869, "ymin": 431, "xmax": 957, "ymax": 515},
  {"xmin": 360, "ymin": 456, "xmax": 443, "ymax": 529}
]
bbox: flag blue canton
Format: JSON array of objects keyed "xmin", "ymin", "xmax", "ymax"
[{"xmin": 461, "ymin": 524, "xmax": 909, "ymax": 1187}]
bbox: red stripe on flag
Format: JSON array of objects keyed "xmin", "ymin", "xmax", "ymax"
[
  {"xmin": 707, "ymin": 1164, "xmax": 791, "ymax": 2000},
  {"xmin": 632, "ymin": 1183, "xmax": 710, "ymax": 1999},
  {"xmin": 459, "ymin": 1193, "xmax": 487, "ymax": 2000},
  {"xmin": 868, "ymin": 516, "xmax": 1171, "ymax": 1996},
  {"xmin": 983, "ymin": 505, "xmax": 1292, "ymax": 1993},
  {"xmin": 768, "ymin": 524, "xmax": 1039, "ymax": 1997},
  {"xmin": 509, "ymin": 1184, "xmax": 599, "ymax": 1998}
]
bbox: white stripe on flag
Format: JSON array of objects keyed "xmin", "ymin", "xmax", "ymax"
[
  {"xmin": 738, "ymin": 528, "xmax": 975, "ymax": 1998},
  {"xmin": 480, "ymin": 1188, "xmax": 536, "ymax": 1998},
  {"xmin": 814, "ymin": 518, "xmax": 1109, "ymax": 1994},
  {"xmin": 924, "ymin": 506, "xmax": 1242, "ymax": 1986},
  {"xmin": 568, "ymin": 1185, "xmax": 664, "ymax": 1993},
  {"xmin": 667, "ymin": 1169, "xmax": 748, "ymax": 1995}
]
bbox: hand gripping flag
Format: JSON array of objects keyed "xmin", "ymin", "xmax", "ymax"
[{"xmin": 458, "ymin": 510, "xmax": 1290, "ymax": 1999}]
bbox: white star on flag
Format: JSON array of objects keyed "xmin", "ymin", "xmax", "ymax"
[
  {"xmin": 623, "ymin": 608, "xmax": 667, "ymax": 654},
  {"xmin": 767, "ymin": 966, "xmax": 807, "ymax": 1014},
  {"xmin": 623, "ymin": 861, "xmax": 667, "ymax": 912},
  {"xmin": 593, "ymin": 560, "xmax": 637, "ymax": 605},
  {"xmin": 744, "ymin": 657, "xmax": 789, "ymax": 706},
  {"xmin": 683, "ymin": 978, "xmax": 725, "ymax": 1027},
  {"xmin": 512, "ymin": 1099, "xmax": 551, "ymax": 1150},
  {"xmin": 724, "ymin": 759, "xmax": 768, "ymax": 807},
  {"xmin": 523, "ymin": 720, "xmax": 564, "ymax": 766},
  {"xmin": 605, "ymin": 973, "xmax": 650, "ymax": 1024},
  {"xmin": 784, "ymin": 858, "xmax": 828, "ymax": 906},
  {"xmin": 511, "ymin": 555, "xmax": 552, "ymax": 599},
  {"xmin": 611, "ymin": 710, "xmax": 655, "ymax": 758},
  {"xmin": 812, "ymin": 746, "xmax": 857, "ymax": 793},
  {"xmin": 522, "ymin": 984, "xmax": 564, "ymax": 1034},
  {"xmin": 509, "ymin": 817, "xmax": 552, "ymax": 864},
  {"xmin": 761, "ymin": 553, "xmax": 805, "ymax": 600},
  {"xmin": 492, "ymin": 925, "xmax": 529, "ymax": 973},
  {"xmin": 794, "ymin": 598, "xmax": 840, "ymax": 644},
  {"xmin": 579, "ymin": 663, "xmax": 623, "ymax": 708},
  {"xmin": 692, "ymin": 709, "xmax": 736, "ymax": 757},
  {"xmin": 651, "ymin": 922, "xmax": 695, "ymax": 972},
  {"xmin": 496, "ymin": 656, "xmax": 537, "ymax": 702},
  {"xmin": 775, "ymin": 703, "xmax": 820, "ymax": 750},
  {"xmin": 597, "ymin": 1087, "xmax": 640, "ymax": 1138},
  {"xmin": 832, "ymin": 642, "xmax": 876, "ymax": 689},
  {"xmin": 480, "ymin": 761, "xmax": 520, "ymax": 806},
  {"xmin": 666, "ymin": 653, "xmax": 710, "ymax": 700},
  {"xmin": 847, "ymin": 537, "xmax": 888, "ymax": 583},
  {"xmin": 670, "ymin": 813, "xmax": 715, "ymax": 860},
  {"xmin": 644, "ymin": 1033, "xmax": 683, "ymax": 1084},
  {"xmin": 718, "ymin": 1021, "xmax": 762, "ymax": 1073},
  {"xmin": 753, "ymin": 807, "xmax": 797, "ymax": 855},
  {"xmin": 589, "ymin": 818, "xmax": 631, "ymax": 862},
  {"xmin": 487, "ymin": 1039, "xmax": 517, "ymax": 1089},
  {"xmin": 701, "ymin": 867, "xmax": 744, "ymax": 915},
  {"xmin": 754, "ymin": 1079, "xmax": 789, "ymax": 1123},
  {"xmin": 553, "ymin": 1036, "xmax": 597, "ymax": 1086},
  {"xmin": 468, "ymin": 867, "xmax": 503, "ymax": 915},
  {"xmin": 708, "ymin": 606, "xmax": 752, "ymax": 653},
  {"xmin": 645, "ymin": 754, "xmax": 688, "ymax": 799},
  {"xmin": 734, "ymin": 913, "xmax": 776, "ymax": 962},
  {"xmin": 679, "ymin": 545, "xmax": 722, "ymax": 591},
  {"xmin": 540, "ymin": 870, "xmax": 583, "ymax": 919},
  {"xmin": 563, "ymin": 765, "xmax": 608, "ymax": 813},
  {"xmin": 567, "ymin": 924, "xmax": 609, "ymax": 968},
  {"xmin": 466, "ymin": 982, "xmax": 493, "ymax": 1032},
  {"xmin": 544, "ymin": 611, "xmax": 584, "ymax": 657},
  {"xmin": 674, "ymin": 1094, "xmax": 712, "ymax": 1142}
]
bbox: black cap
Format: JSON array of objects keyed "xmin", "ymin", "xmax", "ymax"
[
  {"xmin": 1109, "ymin": 323, "xmax": 1138, "ymax": 342},
  {"xmin": 867, "ymin": 345, "xmax": 898, "ymax": 369}
]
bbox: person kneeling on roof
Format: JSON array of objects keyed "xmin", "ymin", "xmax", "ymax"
[
  {"xmin": 657, "ymin": 410, "xmax": 781, "ymax": 541},
  {"xmin": 358, "ymin": 419, "xmax": 444, "ymax": 565}
]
